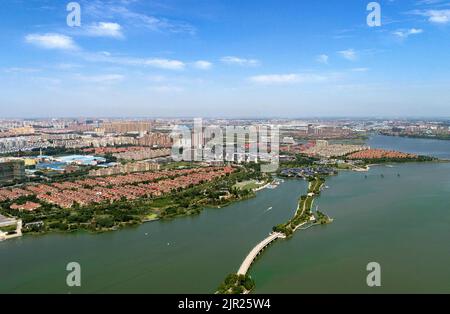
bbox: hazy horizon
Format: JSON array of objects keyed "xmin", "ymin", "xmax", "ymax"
[{"xmin": 1, "ymin": 115, "xmax": 450, "ymax": 121}]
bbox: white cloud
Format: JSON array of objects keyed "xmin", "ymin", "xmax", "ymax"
[
  {"xmin": 84, "ymin": 2, "xmax": 196, "ymax": 34},
  {"xmin": 221, "ymin": 56, "xmax": 260, "ymax": 67},
  {"xmin": 415, "ymin": 0, "xmax": 445, "ymax": 5},
  {"xmin": 193, "ymin": 60, "xmax": 212, "ymax": 70},
  {"xmin": 25, "ymin": 33, "xmax": 78, "ymax": 50},
  {"xmin": 338, "ymin": 49, "xmax": 357, "ymax": 61},
  {"xmin": 316, "ymin": 54, "xmax": 329, "ymax": 64},
  {"xmin": 249, "ymin": 73, "xmax": 327, "ymax": 85},
  {"xmin": 250, "ymin": 74, "xmax": 299, "ymax": 84},
  {"xmin": 425, "ymin": 10, "xmax": 450, "ymax": 24},
  {"xmin": 79, "ymin": 52, "xmax": 187, "ymax": 71},
  {"xmin": 412, "ymin": 9, "xmax": 450, "ymax": 24},
  {"xmin": 75, "ymin": 74, "xmax": 124, "ymax": 83},
  {"xmin": 393, "ymin": 28, "xmax": 423, "ymax": 38},
  {"xmin": 143, "ymin": 58, "xmax": 185, "ymax": 70},
  {"xmin": 85, "ymin": 22, "xmax": 124, "ymax": 38}
]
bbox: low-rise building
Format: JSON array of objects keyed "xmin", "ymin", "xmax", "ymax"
[
  {"xmin": 10, "ymin": 201, "xmax": 41, "ymax": 212},
  {"xmin": 89, "ymin": 161, "xmax": 160, "ymax": 176}
]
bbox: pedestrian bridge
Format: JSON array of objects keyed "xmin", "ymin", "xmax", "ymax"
[{"xmin": 237, "ymin": 232, "xmax": 285, "ymax": 276}]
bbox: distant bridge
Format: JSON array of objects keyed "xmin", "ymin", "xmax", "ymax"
[{"xmin": 237, "ymin": 232, "xmax": 285, "ymax": 276}]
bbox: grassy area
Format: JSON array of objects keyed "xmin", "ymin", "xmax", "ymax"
[
  {"xmin": 309, "ymin": 177, "xmax": 325, "ymax": 194},
  {"xmin": 233, "ymin": 179, "xmax": 264, "ymax": 191},
  {"xmin": 336, "ymin": 163, "xmax": 353, "ymax": 170},
  {"xmin": 144, "ymin": 213, "xmax": 158, "ymax": 221},
  {"xmin": 0, "ymin": 224, "xmax": 17, "ymax": 233}
]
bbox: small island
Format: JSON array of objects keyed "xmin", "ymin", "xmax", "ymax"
[{"xmin": 272, "ymin": 176, "xmax": 332, "ymax": 237}]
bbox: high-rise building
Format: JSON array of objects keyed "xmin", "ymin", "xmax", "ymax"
[
  {"xmin": 102, "ymin": 122, "xmax": 152, "ymax": 134},
  {"xmin": 0, "ymin": 159, "xmax": 25, "ymax": 184},
  {"xmin": 137, "ymin": 133, "xmax": 172, "ymax": 147}
]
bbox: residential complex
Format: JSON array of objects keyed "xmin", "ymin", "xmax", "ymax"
[
  {"xmin": 302, "ymin": 140, "xmax": 367, "ymax": 158},
  {"xmin": 89, "ymin": 161, "xmax": 160, "ymax": 177},
  {"xmin": 0, "ymin": 166, "xmax": 234, "ymax": 209}
]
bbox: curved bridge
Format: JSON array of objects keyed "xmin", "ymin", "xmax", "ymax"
[{"xmin": 237, "ymin": 232, "xmax": 285, "ymax": 276}]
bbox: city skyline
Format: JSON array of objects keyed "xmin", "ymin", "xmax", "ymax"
[{"xmin": 1, "ymin": 0, "xmax": 450, "ymax": 117}]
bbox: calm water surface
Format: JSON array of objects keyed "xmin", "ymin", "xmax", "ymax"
[
  {"xmin": 252, "ymin": 162, "xmax": 450, "ymax": 293},
  {"xmin": 0, "ymin": 178, "xmax": 306, "ymax": 293}
]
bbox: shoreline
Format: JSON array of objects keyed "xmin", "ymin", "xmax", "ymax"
[
  {"xmin": 1, "ymin": 182, "xmax": 266, "ymax": 242},
  {"xmin": 252, "ymin": 181, "xmax": 272, "ymax": 192},
  {"xmin": 0, "ymin": 164, "xmax": 273, "ymax": 240},
  {"xmin": 218, "ymin": 176, "xmax": 331, "ymax": 294}
]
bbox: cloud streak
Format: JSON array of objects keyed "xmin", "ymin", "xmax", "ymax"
[
  {"xmin": 193, "ymin": 60, "xmax": 212, "ymax": 70},
  {"xmin": 74, "ymin": 73, "xmax": 125, "ymax": 83},
  {"xmin": 84, "ymin": 22, "xmax": 124, "ymax": 38},
  {"xmin": 25, "ymin": 33, "xmax": 78, "ymax": 50},
  {"xmin": 412, "ymin": 9, "xmax": 450, "ymax": 24},
  {"xmin": 249, "ymin": 73, "xmax": 328, "ymax": 85},
  {"xmin": 393, "ymin": 28, "xmax": 423, "ymax": 38},
  {"xmin": 79, "ymin": 51, "xmax": 186, "ymax": 70},
  {"xmin": 316, "ymin": 54, "xmax": 329, "ymax": 64},
  {"xmin": 338, "ymin": 49, "xmax": 357, "ymax": 61},
  {"xmin": 83, "ymin": 0, "xmax": 196, "ymax": 34},
  {"xmin": 221, "ymin": 56, "xmax": 260, "ymax": 67}
]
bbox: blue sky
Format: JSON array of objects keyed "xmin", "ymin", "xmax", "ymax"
[{"xmin": 1, "ymin": 0, "xmax": 450, "ymax": 118}]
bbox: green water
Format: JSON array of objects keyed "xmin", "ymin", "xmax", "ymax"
[
  {"xmin": 0, "ymin": 178, "xmax": 306, "ymax": 293},
  {"xmin": 251, "ymin": 136, "xmax": 450, "ymax": 293},
  {"xmin": 1, "ymin": 135, "xmax": 450, "ymax": 293},
  {"xmin": 252, "ymin": 162, "xmax": 450, "ymax": 293}
]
